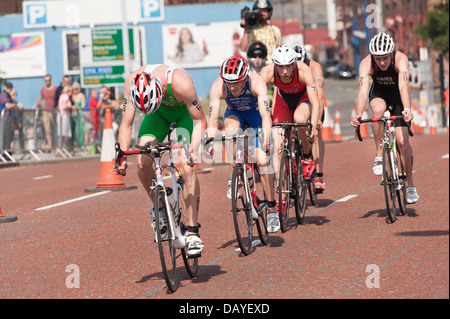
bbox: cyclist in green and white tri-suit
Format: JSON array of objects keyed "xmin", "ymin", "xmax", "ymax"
[{"xmin": 116, "ymin": 64, "xmax": 207, "ymax": 256}]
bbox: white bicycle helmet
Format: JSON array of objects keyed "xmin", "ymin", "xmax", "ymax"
[
  {"xmin": 369, "ymin": 32, "xmax": 395, "ymax": 57},
  {"xmin": 130, "ymin": 71, "xmax": 163, "ymax": 114},
  {"xmin": 293, "ymin": 45, "xmax": 310, "ymax": 63},
  {"xmin": 220, "ymin": 55, "xmax": 250, "ymax": 83},
  {"xmin": 271, "ymin": 45, "xmax": 298, "ymax": 66}
]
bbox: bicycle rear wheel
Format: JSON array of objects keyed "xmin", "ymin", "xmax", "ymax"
[
  {"xmin": 177, "ymin": 181, "xmax": 199, "ymax": 278},
  {"xmin": 231, "ymin": 164, "xmax": 253, "ymax": 255},
  {"xmin": 308, "ymin": 181, "xmax": 317, "ymax": 206},
  {"xmin": 382, "ymin": 144, "xmax": 398, "ymax": 223},
  {"xmin": 295, "ymin": 160, "xmax": 308, "ymax": 225},
  {"xmin": 278, "ymin": 150, "xmax": 291, "ymax": 232},
  {"xmin": 154, "ymin": 185, "xmax": 178, "ymax": 292},
  {"xmin": 253, "ymin": 164, "xmax": 269, "ymax": 246}
]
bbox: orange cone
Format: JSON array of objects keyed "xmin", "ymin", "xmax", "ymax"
[
  {"xmin": 85, "ymin": 109, "xmax": 137, "ymax": 192},
  {"xmin": 0, "ymin": 206, "xmax": 18, "ymax": 223},
  {"xmin": 429, "ymin": 109, "xmax": 437, "ymax": 135},
  {"xmin": 333, "ymin": 107, "xmax": 342, "ymax": 142},
  {"xmin": 321, "ymin": 97, "xmax": 333, "ymax": 141}
]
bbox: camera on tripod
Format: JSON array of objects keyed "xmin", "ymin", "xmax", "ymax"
[{"xmin": 241, "ymin": 6, "xmax": 262, "ymax": 30}]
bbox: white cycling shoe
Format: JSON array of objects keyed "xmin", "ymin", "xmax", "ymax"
[
  {"xmin": 186, "ymin": 234, "xmax": 204, "ymax": 256},
  {"xmin": 267, "ymin": 212, "xmax": 280, "ymax": 233},
  {"xmin": 406, "ymin": 187, "xmax": 420, "ymax": 204},
  {"xmin": 373, "ymin": 156, "xmax": 383, "ymax": 176}
]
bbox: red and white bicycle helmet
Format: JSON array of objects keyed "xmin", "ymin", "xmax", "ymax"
[
  {"xmin": 271, "ymin": 45, "xmax": 298, "ymax": 66},
  {"xmin": 220, "ymin": 55, "xmax": 250, "ymax": 83},
  {"xmin": 369, "ymin": 32, "xmax": 395, "ymax": 57},
  {"xmin": 130, "ymin": 71, "xmax": 163, "ymax": 114}
]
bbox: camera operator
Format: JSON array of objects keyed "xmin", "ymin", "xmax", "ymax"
[{"xmin": 240, "ymin": 0, "xmax": 281, "ymax": 63}]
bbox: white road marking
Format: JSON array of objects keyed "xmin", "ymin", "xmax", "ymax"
[
  {"xmin": 33, "ymin": 175, "xmax": 54, "ymax": 180},
  {"xmin": 336, "ymin": 194, "xmax": 358, "ymax": 202},
  {"xmin": 442, "ymin": 154, "xmax": 449, "ymax": 159},
  {"xmin": 35, "ymin": 191, "xmax": 111, "ymax": 211}
]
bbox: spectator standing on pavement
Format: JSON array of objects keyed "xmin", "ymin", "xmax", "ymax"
[
  {"xmin": 0, "ymin": 82, "xmax": 17, "ymax": 153},
  {"xmin": 57, "ymin": 85, "xmax": 74, "ymax": 149},
  {"xmin": 36, "ymin": 74, "xmax": 57, "ymax": 151},
  {"xmin": 88, "ymin": 88, "xmax": 103, "ymax": 143},
  {"xmin": 9, "ymin": 88, "xmax": 25, "ymax": 150},
  {"xmin": 71, "ymin": 82, "xmax": 88, "ymax": 150},
  {"xmin": 53, "ymin": 75, "xmax": 70, "ymax": 109}
]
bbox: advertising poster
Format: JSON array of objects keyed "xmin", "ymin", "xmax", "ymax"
[
  {"xmin": 0, "ymin": 32, "xmax": 47, "ymax": 78},
  {"xmin": 162, "ymin": 21, "xmax": 243, "ymax": 69}
]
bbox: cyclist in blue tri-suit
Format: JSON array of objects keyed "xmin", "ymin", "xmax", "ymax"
[{"xmin": 207, "ymin": 55, "xmax": 279, "ymax": 233}]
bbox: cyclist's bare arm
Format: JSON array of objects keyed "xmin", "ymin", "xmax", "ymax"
[
  {"xmin": 207, "ymin": 77, "xmax": 225, "ymax": 139},
  {"xmin": 396, "ymin": 52, "xmax": 413, "ymax": 122},
  {"xmin": 309, "ymin": 60, "xmax": 325, "ymax": 124},
  {"xmin": 260, "ymin": 63, "xmax": 275, "ymax": 86},
  {"xmin": 250, "ymin": 72, "xmax": 272, "ymax": 150},
  {"xmin": 175, "ymin": 70, "xmax": 207, "ymax": 156},
  {"xmin": 298, "ymin": 62, "xmax": 320, "ymax": 135},
  {"xmin": 352, "ymin": 55, "xmax": 372, "ymax": 126}
]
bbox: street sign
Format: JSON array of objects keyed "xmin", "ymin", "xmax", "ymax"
[
  {"xmin": 81, "ymin": 65, "xmax": 126, "ymax": 87},
  {"xmin": 92, "ymin": 29, "xmax": 135, "ymax": 62}
]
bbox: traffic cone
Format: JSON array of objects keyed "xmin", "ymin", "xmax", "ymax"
[
  {"xmin": 85, "ymin": 109, "xmax": 137, "ymax": 192},
  {"xmin": 360, "ymin": 110, "xmax": 370, "ymax": 138},
  {"xmin": 429, "ymin": 109, "xmax": 437, "ymax": 135},
  {"xmin": 321, "ymin": 97, "xmax": 333, "ymax": 141},
  {"xmin": 333, "ymin": 107, "xmax": 342, "ymax": 142},
  {"xmin": 0, "ymin": 206, "xmax": 17, "ymax": 223}
]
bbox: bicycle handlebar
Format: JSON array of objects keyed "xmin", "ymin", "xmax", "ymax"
[
  {"xmin": 355, "ymin": 115, "xmax": 413, "ymax": 142},
  {"xmin": 114, "ymin": 136, "xmax": 191, "ymax": 173}
]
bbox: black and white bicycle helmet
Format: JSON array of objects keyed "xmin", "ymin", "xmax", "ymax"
[
  {"xmin": 220, "ymin": 55, "xmax": 250, "ymax": 83},
  {"xmin": 369, "ymin": 32, "xmax": 395, "ymax": 57},
  {"xmin": 293, "ymin": 45, "xmax": 310, "ymax": 63},
  {"xmin": 130, "ymin": 71, "xmax": 163, "ymax": 114},
  {"xmin": 271, "ymin": 45, "xmax": 298, "ymax": 66}
]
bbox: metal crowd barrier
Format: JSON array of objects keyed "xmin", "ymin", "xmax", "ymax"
[{"xmin": 0, "ymin": 107, "xmax": 143, "ymax": 164}]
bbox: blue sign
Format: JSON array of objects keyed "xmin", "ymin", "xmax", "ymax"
[
  {"xmin": 140, "ymin": 0, "xmax": 163, "ymax": 20},
  {"xmin": 24, "ymin": 3, "xmax": 48, "ymax": 27}
]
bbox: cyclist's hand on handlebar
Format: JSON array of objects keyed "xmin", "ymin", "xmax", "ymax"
[
  {"xmin": 402, "ymin": 108, "xmax": 414, "ymax": 122},
  {"xmin": 350, "ymin": 115, "xmax": 362, "ymax": 127},
  {"xmin": 309, "ymin": 128, "xmax": 318, "ymax": 142},
  {"xmin": 114, "ymin": 159, "xmax": 128, "ymax": 176}
]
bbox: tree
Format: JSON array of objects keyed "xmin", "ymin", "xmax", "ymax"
[{"xmin": 415, "ymin": 0, "xmax": 449, "ymax": 56}]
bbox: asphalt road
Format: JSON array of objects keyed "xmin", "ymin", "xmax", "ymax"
[{"xmin": 0, "ymin": 133, "xmax": 448, "ymax": 304}]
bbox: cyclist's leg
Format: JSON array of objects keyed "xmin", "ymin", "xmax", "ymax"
[
  {"xmin": 313, "ymin": 111, "xmax": 325, "ymax": 191},
  {"xmin": 224, "ymin": 109, "xmax": 244, "ymax": 199},
  {"xmin": 293, "ymin": 101, "xmax": 312, "ymax": 157},
  {"xmin": 271, "ymin": 93, "xmax": 293, "ymax": 177},
  {"xmin": 368, "ymin": 95, "xmax": 388, "ymax": 158},
  {"xmin": 137, "ymin": 110, "xmax": 170, "ymax": 200},
  {"xmin": 395, "ymin": 125, "xmax": 415, "ymax": 188}
]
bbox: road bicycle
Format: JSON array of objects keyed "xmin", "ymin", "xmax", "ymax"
[
  {"xmin": 272, "ymin": 121, "xmax": 314, "ymax": 231},
  {"xmin": 114, "ymin": 132, "xmax": 198, "ymax": 293},
  {"xmin": 205, "ymin": 132, "xmax": 269, "ymax": 255},
  {"xmin": 356, "ymin": 114, "xmax": 413, "ymax": 223}
]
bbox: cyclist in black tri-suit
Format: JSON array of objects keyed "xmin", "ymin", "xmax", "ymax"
[{"xmin": 350, "ymin": 32, "xmax": 419, "ymax": 204}]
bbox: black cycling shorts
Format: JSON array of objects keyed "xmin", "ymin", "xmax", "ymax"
[{"xmin": 369, "ymin": 84, "xmax": 407, "ymax": 127}]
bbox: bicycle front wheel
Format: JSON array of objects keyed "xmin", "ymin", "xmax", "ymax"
[
  {"xmin": 278, "ymin": 150, "xmax": 291, "ymax": 232},
  {"xmin": 177, "ymin": 181, "xmax": 199, "ymax": 278},
  {"xmin": 295, "ymin": 160, "xmax": 308, "ymax": 225},
  {"xmin": 396, "ymin": 146, "xmax": 407, "ymax": 216},
  {"xmin": 231, "ymin": 164, "xmax": 253, "ymax": 255},
  {"xmin": 253, "ymin": 164, "xmax": 269, "ymax": 246},
  {"xmin": 154, "ymin": 185, "xmax": 178, "ymax": 292},
  {"xmin": 382, "ymin": 144, "xmax": 397, "ymax": 223}
]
